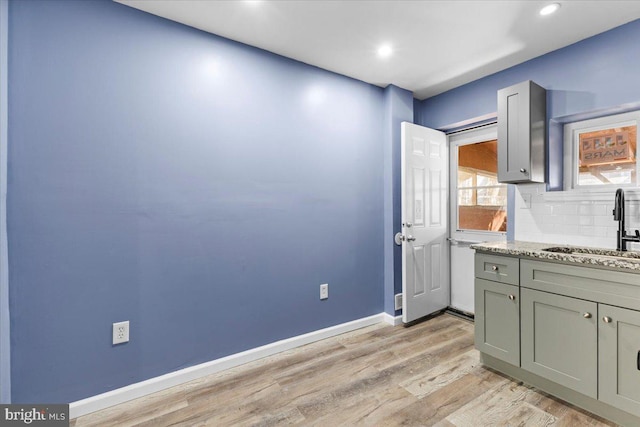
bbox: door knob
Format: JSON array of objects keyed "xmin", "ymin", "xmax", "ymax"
[
  {"xmin": 583, "ymin": 312, "xmax": 592, "ymax": 318},
  {"xmin": 403, "ymin": 222, "xmax": 413, "ymax": 228},
  {"xmin": 406, "ymin": 236, "xmax": 416, "ymax": 242},
  {"xmin": 508, "ymin": 294, "xmax": 516, "ymax": 301},
  {"xmin": 394, "ymin": 233, "xmax": 405, "ymax": 246},
  {"xmin": 603, "ymin": 316, "xmax": 613, "ymax": 323}
]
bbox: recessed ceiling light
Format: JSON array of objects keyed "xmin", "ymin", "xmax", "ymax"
[
  {"xmin": 539, "ymin": 3, "xmax": 561, "ymax": 16},
  {"xmin": 377, "ymin": 44, "xmax": 393, "ymax": 58}
]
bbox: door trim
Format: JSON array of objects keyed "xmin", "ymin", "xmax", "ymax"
[{"xmin": 448, "ymin": 124, "xmax": 505, "ymax": 314}]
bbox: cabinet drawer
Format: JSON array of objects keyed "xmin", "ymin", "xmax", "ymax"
[
  {"xmin": 475, "ymin": 279, "xmax": 520, "ymax": 366},
  {"xmin": 521, "ymin": 259, "xmax": 640, "ymax": 311},
  {"xmin": 475, "ymin": 253, "xmax": 519, "ymax": 285}
]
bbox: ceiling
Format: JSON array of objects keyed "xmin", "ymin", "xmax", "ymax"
[{"xmin": 116, "ymin": 1, "xmax": 640, "ymax": 100}]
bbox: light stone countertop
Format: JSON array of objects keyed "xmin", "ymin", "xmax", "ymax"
[{"xmin": 471, "ymin": 240, "xmax": 640, "ymax": 272}]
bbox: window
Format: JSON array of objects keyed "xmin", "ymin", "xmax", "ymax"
[
  {"xmin": 564, "ymin": 111, "xmax": 639, "ymax": 190},
  {"xmin": 456, "ymin": 139, "xmax": 507, "ymax": 232}
]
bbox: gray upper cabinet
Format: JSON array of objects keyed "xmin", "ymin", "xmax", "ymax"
[{"xmin": 497, "ymin": 80, "xmax": 546, "ymax": 183}]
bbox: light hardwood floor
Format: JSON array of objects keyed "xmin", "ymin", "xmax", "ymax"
[{"xmin": 72, "ymin": 314, "xmax": 615, "ymax": 426}]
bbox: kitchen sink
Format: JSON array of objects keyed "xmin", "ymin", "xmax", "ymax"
[{"xmin": 542, "ymin": 246, "xmax": 640, "ymax": 260}]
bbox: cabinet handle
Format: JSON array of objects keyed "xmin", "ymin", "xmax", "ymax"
[
  {"xmin": 520, "ymin": 168, "xmax": 527, "ymax": 173},
  {"xmin": 491, "ymin": 265, "xmax": 498, "ymax": 271},
  {"xmin": 637, "ymin": 350, "xmax": 640, "ymax": 371},
  {"xmin": 603, "ymin": 316, "xmax": 613, "ymax": 323},
  {"xmin": 583, "ymin": 312, "xmax": 592, "ymax": 318},
  {"xmin": 508, "ymin": 294, "xmax": 516, "ymax": 301}
]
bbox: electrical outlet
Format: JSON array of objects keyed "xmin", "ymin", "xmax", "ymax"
[
  {"xmin": 395, "ymin": 293, "xmax": 403, "ymax": 310},
  {"xmin": 112, "ymin": 321, "xmax": 130, "ymax": 345},
  {"xmin": 320, "ymin": 283, "xmax": 329, "ymax": 300}
]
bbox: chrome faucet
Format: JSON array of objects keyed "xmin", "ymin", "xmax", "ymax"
[{"xmin": 613, "ymin": 188, "xmax": 640, "ymax": 251}]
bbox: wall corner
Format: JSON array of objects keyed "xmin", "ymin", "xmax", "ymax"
[
  {"xmin": 0, "ymin": 0, "xmax": 11, "ymax": 404},
  {"xmin": 382, "ymin": 85, "xmax": 413, "ymax": 316}
]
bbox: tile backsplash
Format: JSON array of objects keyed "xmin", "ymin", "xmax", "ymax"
[{"xmin": 514, "ymin": 184, "xmax": 640, "ymax": 250}]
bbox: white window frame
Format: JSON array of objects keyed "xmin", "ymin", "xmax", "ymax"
[{"xmin": 563, "ymin": 110, "xmax": 640, "ymax": 192}]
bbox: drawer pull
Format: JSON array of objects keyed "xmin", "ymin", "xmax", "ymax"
[
  {"xmin": 508, "ymin": 294, "xmax": 516, "ymax": 301},
  {"xmin": 491, "ymin": 265, "xmax": 499, "ymax": 271},
  {"xmin": 637, "ymin": 350, "xmax": 640, "ymax": 371},
  {"xmin": 583, "ymin": 312, "xmax": 592, "ymax": 319},
  {"xmin": 520, "ymin": 168, "xmax": 527, "ymax": 174},
  {"xmin": 603, "ymin": 316, "xmax": 613, "ymax": 323}
]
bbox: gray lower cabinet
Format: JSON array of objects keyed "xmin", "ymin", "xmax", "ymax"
[
  {"xmin": 521, "ymin": 288, "xmax": 598, "ymax": 398},
  {"xmin": 599, "ymin": 304, "xmax": 640, "ymax": 417},
  {"xmin": 474, "ymin": 278, "xmax": 520, "ymax": 366},
  {"xmin": 476, "ymin": 251, "xmax": 640, "ymax": 425}
]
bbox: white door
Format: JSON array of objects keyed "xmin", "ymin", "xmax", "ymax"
[
  {"xmin": 401, "ymin": 122, "xmax": 449, "ymax": 323},
  {"xmin": 449, "ymin": 124, "xmax": 506, "ymax": 314}
]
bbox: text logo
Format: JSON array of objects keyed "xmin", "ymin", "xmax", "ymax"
[{"xmin": 0, "ymin": 405, "xmax": 69, "ymax": 426}]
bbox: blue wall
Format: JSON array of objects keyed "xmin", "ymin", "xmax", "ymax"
[
  {"xmin": 417, "ymin": 19, "xmax": 640, "ymax": 129},
  {"xmin": 8, "ymin": 0, "xmax": 385, "ymax": 403}
]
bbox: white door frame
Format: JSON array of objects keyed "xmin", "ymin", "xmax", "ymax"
[{"xmin": 448, "ymin": 124, "xmax": 506, "ymax": 314}]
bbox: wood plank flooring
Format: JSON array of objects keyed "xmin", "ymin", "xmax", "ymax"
[{"xmin": 71, "ymin": 314, "xmax": 615, "ymax": 426}]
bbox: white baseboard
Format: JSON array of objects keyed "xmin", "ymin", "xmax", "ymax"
[
  {"xmin": 70, "ymin": 313, "xmax": 385, "ymax": 419},
  {"xmin": 383, "ymin": 312, "xmax": 403, "ymax": 326}
]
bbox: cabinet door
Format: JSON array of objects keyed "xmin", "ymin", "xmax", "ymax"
[
  {"xmin": 475, "ymin": 278, "xmax": 520, "ymax": 366},
  {"xmin": 498, "ymin": 81, "xmax": 531, "ymax": 183},
  {"xmin": 497, "ymin": 80, "xmax": 546, "ymax": 183},
  {"xmin": 599, "ymin": 304, "xmax": 640, "ymax": 417},
  {"xmin": 521, "ymin": 288, "xmax": 597, "ymax": 398}
]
